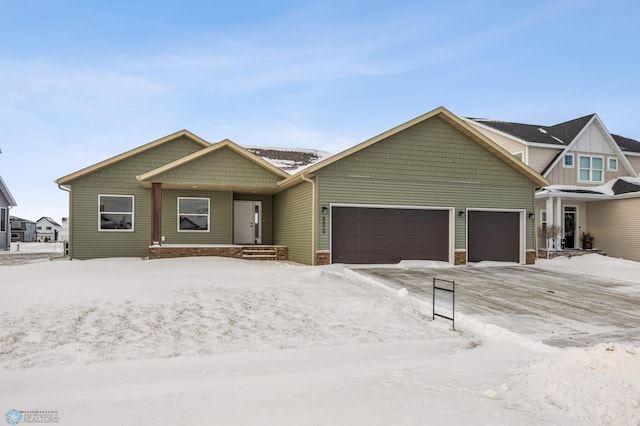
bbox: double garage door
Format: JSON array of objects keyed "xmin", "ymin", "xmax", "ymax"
[{"xmin": 331, "ymin": 206, "xmax": 520, "ymax": 264}]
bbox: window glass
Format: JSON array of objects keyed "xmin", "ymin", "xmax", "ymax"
[
  {"xmin": 99, "ymin": 195, "xmax": 134, "ymax": 230},
  {"xmin": 608, "ymin": 157, "xmax": 618, "ymax": 170},
  {"xmin": 578, "ymin": 156, "xmax": 603, "ymax": 182},
  {"xmin": 0, "ymin": 208, "xmax": 5, "ymax": 232},
  {"xmin": 564, "ymin": 154, "xmax": 574, "ymax": 167},
  {"xmin": 178, "ymin": 198, "xmax": 209, "ymax": 231},
  {"xmin": 579, "ymin": 156, "xmax": 590, "ymax": 169}
]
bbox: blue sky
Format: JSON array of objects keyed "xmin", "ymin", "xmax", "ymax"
[{"xmin": 1, "ymin": 0, "xmax": 639, "ymax": 222}]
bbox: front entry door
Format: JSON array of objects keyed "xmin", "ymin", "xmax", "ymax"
[
  {"xmin": 234, "ymin": 201, "xmax": 262, "ymax": 244},
  {"xmin": 563, "ymin": 206, "xmax": 577, "ymax": 249}
]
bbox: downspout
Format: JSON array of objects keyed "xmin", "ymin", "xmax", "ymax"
[
  {"xmin": 58, "ymin": 184, "xmax": 71, "ymax": 258},
  {"xmin": 300, "ymin": 172, "xmax": 317, "ymax": 265}
]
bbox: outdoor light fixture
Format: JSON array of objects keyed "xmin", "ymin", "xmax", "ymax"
[
  {"xmin": 458, "ymin": 210, "xmax": 466, "ymax": 218},
  {"xmin": 322, "ymin": 206, "xmax": 329, "ymax": 215},
  {"xmin": 528, "ymin": 213, "xmax": 535, "ymax": 220}
]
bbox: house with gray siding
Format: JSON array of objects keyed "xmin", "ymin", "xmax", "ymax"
[
  {"xmin": 57, "ymin": 107, "xmax": 549, "ymax": 265},
  {"xmin": 467, "ymin": 114, "xmax": 640, "ymax": 262},
  {"xmin": 0, "ymin": 176, "xmax": 18, "ymax": 251},
  {"xmin": 10, "ymin": 216, "xmax": 37, "ymax": 242}
]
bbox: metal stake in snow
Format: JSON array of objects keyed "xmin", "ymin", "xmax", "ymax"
[{"xmin": 433, "ymin": 278, "xmax": 455, "ymax": 330}]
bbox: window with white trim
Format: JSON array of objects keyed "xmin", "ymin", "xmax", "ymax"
[
  {"xmin": 0, "ymin": 207, "xmax": 5, "ymax": 232},
  {"xmin": 608, "ymin": 157, "xmax": 618, "ymax": 171},
  {"xmin": 99, "ymin": 195, "xmax": 134, "ymax": 231},
  {"xmin": 540, "ymin": 209, "xmax": 547, "ymax": 232},
  {"xmin": 563, "ymin": 153, "xmax": 574, "ymax": 168},
  {"xmin": 578, "ymin": 155, "xmax": 603, "ymax": 182},
  {"xmin": 178, "ymin": 197, "xmax": 210, "ymax": 232}
]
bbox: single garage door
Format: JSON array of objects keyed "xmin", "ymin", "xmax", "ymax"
[
  {"xmin": 468, "ymin": 210, "xmax": 520, "ymax": 263},
  {"xmin": 331, "ymin": 206, "xmax": 449, "ymax": 264}
]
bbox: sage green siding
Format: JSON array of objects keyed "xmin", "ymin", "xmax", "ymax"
[
  {"xmin": 66, "ymin": 137, "xmax": 205, "ymax": 259},
  {"xmin": 234, "ymin": 193, "xmax": 274, "ymax": 244},
  {"xmin": 160, "ymin": 190, "xmax": 233, "ymax": 244},
  {"xmin": 150, "ymin": 147, "xmax": 282, "ymax": 188},
  {"xmin": 316, "ymin": 116, "xmax": 537, "ymax": 252},
  {"xmin": 273, "ymin": 181, "xmax": 313, "ymax": 264}
]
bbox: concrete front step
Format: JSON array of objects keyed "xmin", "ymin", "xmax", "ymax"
[{"xmin": 242, "ymin": 247, "xmax": 278, "ymax": 260}]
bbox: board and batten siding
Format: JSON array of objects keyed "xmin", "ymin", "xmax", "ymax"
[
  {"xmin": 160, "ymin": 189, "xmax": 233, "ymax": 245},
  {"xmin": 65, "ymin": 136, "xmax": 205, "ymax": 259},
  {"xmin": 273, "ymin": 181, "xmax": 313, "ymax": 264},
  {"xmin": 149, "ymin": 147, "xmax": 282, "ymax": 188},
  {"xmin": 315, "ymin": 116, "xmax": 537, "ymax": 252},
  {"xmin": 587, "ymin": 197, "xmax": 640, "ymax": 262}
]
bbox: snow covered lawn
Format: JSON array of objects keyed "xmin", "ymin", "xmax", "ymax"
[{"xmin": 1, "ymin": 255, "xmax": 639, "ymax": 425}]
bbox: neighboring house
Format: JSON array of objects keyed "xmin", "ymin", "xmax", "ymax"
[
  {"xmin": 466, "ymin": 114, "xmax": 640, "ymax": 262},
  {"xmin": 36, "ymin": 217, "xmax": 63, "ymax": 242},
  {"xmin": 0, "ymin": 176, "xmax": 18, "ymax": 251},
  {"xmin": 9, "ymin": 216, "xmax": 37, "ymax": 242},
  {"xmin": 56, "ymin": 107, "xmax": 549, "ymax": 265},
  {"xmin": 60, "ymin": 217, "xmax": 69, "ymax": 241}
]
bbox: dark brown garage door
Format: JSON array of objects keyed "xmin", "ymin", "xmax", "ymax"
[
  {"xmin": 468, "ymin": 211, "xmax": 520, "ymax": 262},
  {"xmin": 331, "ymin": 206, "xmax": 449, "ymax": 264}
]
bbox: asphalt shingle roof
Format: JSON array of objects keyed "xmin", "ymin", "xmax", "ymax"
[
  {"xmin": 470, "ymin": 115, "xmax": 640, "ymax": 156},
  {"xmin": 612, "ymin": 134, "xmax": 640, "ymax": 153},
  {"xmin": 469, "ymin": 114, "xmax": 595, "ymax": 146}
]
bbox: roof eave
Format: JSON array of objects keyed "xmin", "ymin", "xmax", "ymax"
[{"xmin": 56, "ymin": 130, "xmax": 211, "ymax": 185}]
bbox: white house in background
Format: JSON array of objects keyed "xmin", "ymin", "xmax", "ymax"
[
  {"xmin": 466, "ymin": 113, "xmax": 640, "ymax": 262},
  {"xmin": 60, "ymin": 217, "xmax": 69, "ymax": 241},
  {"xmin": 36, "ymin": 217, "xmax": 63, "ymax": 242},
  {"xmin": 0, "ymin": 176, "xmax": 18, "ymax": 251}
]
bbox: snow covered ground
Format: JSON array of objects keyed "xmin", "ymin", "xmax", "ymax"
[{"xmin": 1, "ymin": 253, "xmax": 639, "ymax": 425}]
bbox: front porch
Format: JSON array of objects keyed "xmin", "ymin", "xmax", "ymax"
[
  {"xmin": 149, "ymin": 244, "xmax": 288, "ymax": 261},
  {"xmin": 537, "ymin": 248, "xmax": 606, "ymax": 259}
]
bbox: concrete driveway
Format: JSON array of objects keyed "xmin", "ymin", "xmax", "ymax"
[{"xmin": 351, "ymin": 265, "xmax": 640, "ymax": 348}]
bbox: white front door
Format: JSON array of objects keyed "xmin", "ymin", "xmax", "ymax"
[{"xmin": 233, "ymin": 201, "xmax": 262, "ymax": 244}]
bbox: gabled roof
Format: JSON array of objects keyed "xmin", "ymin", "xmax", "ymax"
[
  {"xmin": 137, "ymin": 139, "xmax": 290, "ymax": 183},
  {"xmin": 541, "ymin": 114, "xmax": 637, "ymax": 178},
  {"xmin": 0, "ymin": 176, "xmax": 17, "ymax": 206},
  {"xmin": 56, "ymin": 130, "xmax": 211, "ymax": 185},
  {"xmin": 37, "ymin": 216, "xmax": 62, "ymax": 227},
  {"xmin": 279, "ymin": 106, "xmax": 550, "ymax": 188}
]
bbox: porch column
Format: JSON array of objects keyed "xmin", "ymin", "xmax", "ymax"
[
  {"xmin": 152, "ymin": 182, "xmax": 162, "ymax": 246},
  {"xmin": 546, "ymin": 197, "xmax": 554, "ymax": 249},
  {"xmin": 554, "ymin": 197, "xmax": 563, "ymax": 250}
]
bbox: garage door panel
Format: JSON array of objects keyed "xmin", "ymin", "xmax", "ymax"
[
  {"xmin": 468, "ymin": 211, "xmax": 519, "ymax": 263},
  {"xmin": 332, "ymin": 206, "xmax": 449, "ymax": 264}
]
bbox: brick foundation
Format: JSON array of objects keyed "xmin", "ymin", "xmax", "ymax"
[
  {"xmin": 315, "ymin": 250, "xmax": 330, "ymax": 265},
  {"xmin": 454, "ymin": 250, "xmax": 467, "ymax": 265},
  {"xmin": 526, "ymin": 249, "xmax": 536, "ymax": 265},
  {"xmin": 149, "ymin": 245, "xmax": 288, "ymax": 261}
]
